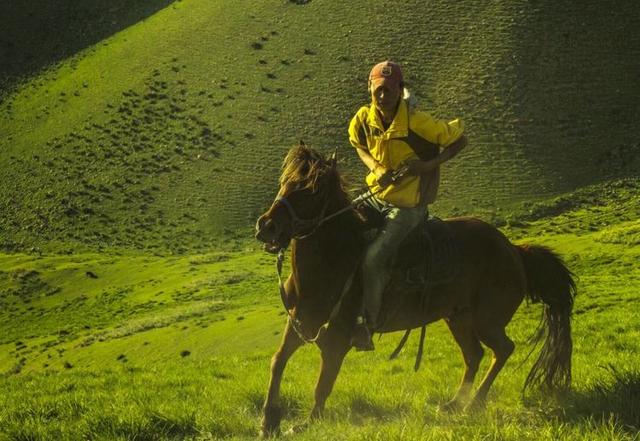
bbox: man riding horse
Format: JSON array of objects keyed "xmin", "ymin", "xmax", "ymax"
[
  {"xmin": 255, "ymin": 61, "xmax": 575, "ymax": 436},
  {"xmin": 349, "ymin": 60, "xmax": 468, "ymax": 350}
]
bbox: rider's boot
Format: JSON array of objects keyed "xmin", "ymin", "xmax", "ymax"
[{"xmin": 350, "ymin": 315, "xmax": 374, "ymax": 351}]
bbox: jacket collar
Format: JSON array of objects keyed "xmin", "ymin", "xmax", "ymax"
[{"xmin": 366, "ymin": 99, "xmax": 409, "ymax": 138}]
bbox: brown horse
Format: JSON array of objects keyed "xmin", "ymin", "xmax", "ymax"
[{"xmin": 255, "ymin": 145, "xmax": 576, "ymax": 436}]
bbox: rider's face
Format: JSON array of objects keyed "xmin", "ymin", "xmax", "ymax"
[{"xmin": 371, "ymin": 82, "xmax": 401, "ymax": 115}]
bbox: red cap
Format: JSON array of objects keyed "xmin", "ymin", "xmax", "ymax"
[{"xmin": 369, "ymin": 60, "xmax": 403, "ymax": 90}]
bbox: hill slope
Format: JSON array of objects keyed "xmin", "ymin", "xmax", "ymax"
[
  {"xmin": 0, "ymin": 0, "xmax": 176, "ymax": 96},
  {"xmin": 1, "ymin": 0, "xmax": 638, "ymax": 251}
]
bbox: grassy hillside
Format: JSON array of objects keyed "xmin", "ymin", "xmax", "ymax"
[
  {"xmin": 1, "ymin": 0, "xmax": 638, "ymax": 252},
  {"xmin": 0, "ymin": 180, "xmax": 638, "ymax": 439},
  {"xmin": 0, "ymin": 0, "xmax": 176, "ymax": 96},
  {"xmin": 1, "ymin": 2, "xmax": 638, "ymax": 439}
]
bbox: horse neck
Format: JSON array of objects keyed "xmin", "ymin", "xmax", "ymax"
[{"xmin": 291, "ymin": 201, "xmax": 363, "ymax": 296}]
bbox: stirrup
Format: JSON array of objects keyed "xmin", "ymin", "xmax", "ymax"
[{"xmin": 350, "ymin": 316, "xmax": 374, "ymax": 351}]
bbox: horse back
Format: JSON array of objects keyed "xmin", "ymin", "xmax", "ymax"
[{"xmin": 380, "ymin": 216, "xmax": 526, "ymax": 332}]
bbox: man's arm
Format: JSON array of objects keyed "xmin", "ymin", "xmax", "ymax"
[
  {"xmin": 356, "ymin": 146, "xmax": 388, "ymax": 178},
  {"xmin": 404, "ymin": 135, "xmax": 468, "ymax": 175}
]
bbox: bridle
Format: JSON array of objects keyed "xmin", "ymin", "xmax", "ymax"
[
  {"xmin": 272, "ymin": 192, "xmax": 333, "ymax": 240},
  {"xmin": 272, "ymin": 184, "xmax": 383, "ymax": 242},
  {"xmin": 268, "ymin": 148, "xmax": 406, "ymax": 243}
]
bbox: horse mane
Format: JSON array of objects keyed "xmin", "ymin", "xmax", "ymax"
[{"xmin": 279, "ymin": 144, "xmax": 351, "ymax": 207}]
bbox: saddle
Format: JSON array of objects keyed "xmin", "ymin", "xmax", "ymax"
[
  {"xmin": 395, "ymin": 217, "xmax": 460, "ymax": 287},
  {"xmin": 359, "ymin": 206, "xmax": 461, "ymax": 288},
  {"xmin": 356, "ymin": 207, "xmax": 461, "ymax": 370}
]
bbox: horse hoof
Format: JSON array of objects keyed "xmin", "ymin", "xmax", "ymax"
[
  {"xmin": 284, "ymin": 421, "xmax": 310, "ymax": 436},
  {"xmin": 259, "ymin": 420, "xmax": 281, "ymax": 438},
  {"xmin": 259, "ymin": 426, "xmax": 280, "ymax": 438},
  {"xmin": 464, "ymin": 399, "xmax": 486, "ymax": 414},
  {"xmin": 437, "ymin": 400, "xmax": 463, "ymax": 414},
  {"xmin": 261, "ymin": 406, "xmax": 282, "ymax": 437}
]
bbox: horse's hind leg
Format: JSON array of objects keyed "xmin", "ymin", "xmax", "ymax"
[
  {"xmin": 261, "ymin": 320, "xmax": 304, "ymax": 437},
  {"xmin": 440, "ymin": 309, "xmax": 484, "ymax": 412},
  {"xmin": 466, "ymin": 324, "xmax": 515, "ymax": 412}
]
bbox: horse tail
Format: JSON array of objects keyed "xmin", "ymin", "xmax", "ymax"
[{"xmin": 516, "ymin": 244, "xmax": 577, "ymax": 393}]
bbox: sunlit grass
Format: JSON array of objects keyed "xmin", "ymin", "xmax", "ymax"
[
  {"xmin": 1, "ymin": 194, "xmax": 639, "ymax": 439},
  {"xmin": 0, "ymin": 2, "xmax": 638, "ymax": 436}
]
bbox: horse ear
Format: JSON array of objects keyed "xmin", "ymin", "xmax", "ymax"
[
  {"xmin": 329, "ymin": 148, "xmax": 338, "ymax": 168},
  {"xmin": 299, "ymin": 139, "xmax": 306, "ymax": 147}
]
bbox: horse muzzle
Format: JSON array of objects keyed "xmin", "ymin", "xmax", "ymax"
[{"xmin": 255, "ymin": 216, "xmax": 289, "ymax": 253}]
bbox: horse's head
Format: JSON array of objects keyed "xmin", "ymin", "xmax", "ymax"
[{"xmin": 255, "ymin": 143, "xmax": 343, "ymax": 252}]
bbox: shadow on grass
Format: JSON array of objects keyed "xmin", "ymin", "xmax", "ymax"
[
  {"xmin": 246, "ymin": 388, "xmax": 304, "ymax": 418},
  {"xmin": 0, "ymin": 0, "xmax": 176, "ymax": 94},
  {"xmin": 568, "ymin": 366, "xmax": 640, "ymax": 432},
  {"xmin": 349, "ymin": 393, "xmax": 410, "ymax": 422},
  {"xmin": 147, "ymin": 411, "xmax": 198, "ymax": 439},
  {"xmin": 511, "ymin": 2, "xmax": 640, "ymax": 190},
  {"xmin": 86, "ymin": 410, "xmax": 198, "ymax": 441},
  {"xmin": 535, "ymin": 366, "xmax": 640, "ymax": 433}
]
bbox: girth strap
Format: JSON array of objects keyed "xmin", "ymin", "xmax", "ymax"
[{"xmin": 388, "ymin": 326, "xmax": 428, "ymax": 372}]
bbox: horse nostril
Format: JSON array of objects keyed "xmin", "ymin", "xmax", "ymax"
[
  {"xmin": 255, "ymin": 216, "xmax": 275, "ymax": 241},
  {"xmin": 264, "ymin": 218, "xmax": 274, "ymax": 234}
]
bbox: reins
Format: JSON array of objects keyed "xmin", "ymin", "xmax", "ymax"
[
  {"xmin": 273, "ymin": 185, "xmax": 385, "ymax": 240},
  {"xmin": 269, "ymin": 169, "xmax": 412, "ymax": 346},
  {"xmin": 270, "ymin": 186, "xmax": 382, "ymax": 343},
  {"xmin": 275, "ymin": 248, "xmax": 360, "ymax": 344},
  {"xmin": 275, "ymin": 248, "xmax": 321, "ymax": 343}
]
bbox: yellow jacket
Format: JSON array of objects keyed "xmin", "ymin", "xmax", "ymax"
[{"xmin": 348, "ymin": 100, "xmax": 464, "ymax": 207}]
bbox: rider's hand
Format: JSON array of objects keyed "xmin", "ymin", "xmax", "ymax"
[
  {"xmin": 372, "ymin": 164, "xmax": 388, "ymax": 178},
  {"xmin": 373, "ymin": 164, "xmax": 392, "ymax": 189},
  {"xmin": 377, "ymin": 170, "xmax": 395, "ymax": 189},
  {"xmin": 400, "ymin": 159, "xmax": 423, "ymax": 176}
]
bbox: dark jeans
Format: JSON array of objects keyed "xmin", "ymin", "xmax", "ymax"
[{"xmin": 359, "ymin": 196, "xmax": 428, "ymax": 327}]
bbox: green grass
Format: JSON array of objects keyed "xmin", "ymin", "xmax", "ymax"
[
  {"xmin": 0, "ymin": 1, "xmax": 639, "ymax": 438},
  {"xmin": 0, "ymin": 246, "xmax": 282, "ymax": 372},
  {"xmin": 1, "ymin": 185, "xmax": 639, "ymax": 440}
]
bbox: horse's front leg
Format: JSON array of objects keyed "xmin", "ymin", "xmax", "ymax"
[
  {"xmin": 310, "ymin": 328, "xmax": 351, "ymax": 420},
  {"xmin": 261, "ymin": 319, "xmax": 304, "ymax": 437}
]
